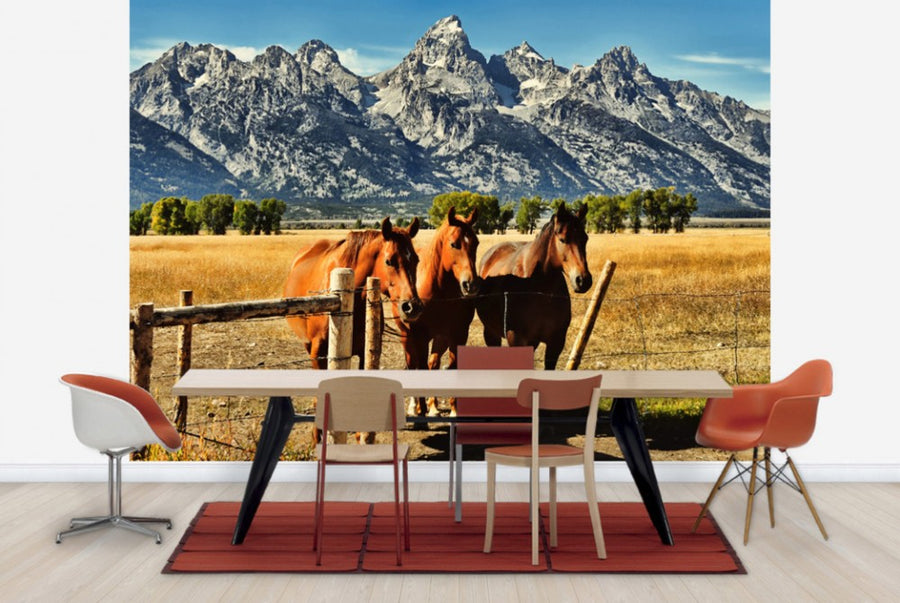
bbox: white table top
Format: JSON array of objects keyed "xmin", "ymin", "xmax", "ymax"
[{"xmin": 172, "ymin": 368, "xmax": 732, "ymax": 399}]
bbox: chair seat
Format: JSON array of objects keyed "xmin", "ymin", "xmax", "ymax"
[
  {"xmin": 695, "ymin": 424, "xmax": 763, "ymax": 451},
  {"xmin": 486, "ymin": 443, "xmax": 582, "ymax": 461},
  {"xmin": 316, "ymin": 443, "xmax": 410, "ymax": 463},
  {"xmin": 456, "ymin": 423, "xmax": 531, "ymax": 445}
]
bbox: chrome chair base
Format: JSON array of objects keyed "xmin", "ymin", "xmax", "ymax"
[
  {"xmin": 56, "ymin": 515, "xmax": 171, "ymax": 544},
  {"xmin": 56, "ymin": 448, "xmax": 172, "ymax": 544}
]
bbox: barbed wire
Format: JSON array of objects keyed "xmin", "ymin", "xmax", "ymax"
[{"xmin": 146, "ymin": 287, "xmax": 769, "ymax": 452}]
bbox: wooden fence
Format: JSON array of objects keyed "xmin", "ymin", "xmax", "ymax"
[{"xmin": 129, "ymin": 269, "xmax": 383, "ymax": 429}]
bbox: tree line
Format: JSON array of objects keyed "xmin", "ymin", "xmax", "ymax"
[
  {"xmin": 432, "ymin": 188, "xmax": 698, "ymax": 235},
  {"xmin": 131, "ymin": 187, "xmax": 698, "ymax": 236},
  {"xmin": 130, "ymin": 194, "xmax": 287, "ymax": 235}
]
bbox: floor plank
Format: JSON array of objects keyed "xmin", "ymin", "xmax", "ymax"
[{"xmin": 0, "ymin": 481, "xmax": 897, "ymax": 601}]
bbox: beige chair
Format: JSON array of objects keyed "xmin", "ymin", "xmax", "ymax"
[
  {"xmin": 57, "ymin": 374, "xmax": 182, "ymax": 544},
  {"xmin": 450, "ymin": 346, "xmax": 534, "ymax": 521},
  {"xmin": 483, "ymin": 375, "xmax": 606, "ymax": 565},
  {"xmin": 314, "ymin": 376, "xmax": 410, "ymax": 566}
]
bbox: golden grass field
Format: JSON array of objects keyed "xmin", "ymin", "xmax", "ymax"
[{"xmin": 130, "ymin": 227, "xmax": 769, "ymax": 462}]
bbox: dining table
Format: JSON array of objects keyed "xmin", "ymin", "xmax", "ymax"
[{"xmin": 172, "ymin": 368, "xmax": 732, "ymax": 546}]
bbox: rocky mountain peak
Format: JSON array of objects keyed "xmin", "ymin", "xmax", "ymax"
[
  {"xmin": 511, "ymin": 41, "xmax": 544, "ymax": 61},
  {"xmin": 130, "ymin": 15, "xmax": 770, "ymax": 216},
  {"xmin": 296, "ymin": 39, "xmax": 341, "ymax": 72},
  {"xmin": 412, "ymin": 14, "xmax": 485, "ymax": 69}
]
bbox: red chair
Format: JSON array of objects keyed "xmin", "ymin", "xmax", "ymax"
[
  {"xmin": 450, "ymin": 346, "xmax": 534, "ymax": 521},
  {"xmin": 57, "ymin": 374, "xmax": 182, "ymax": 544},
  {"xmin": 692, "ymin": 359, "xmax": 833, "ymax": 544}
]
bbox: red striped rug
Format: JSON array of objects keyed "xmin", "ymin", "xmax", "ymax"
[{"xmin": 164, "ymin": 501, "xmax": 744, "ymax": 574}]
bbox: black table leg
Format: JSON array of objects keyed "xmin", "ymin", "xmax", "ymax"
[
  {"xmin": 610, "ymin": 397, "xmax": 674, "ymax": 546},
  {"xmin": 232, "ymin": 396, "xmax": 296, "ymax": 545}
]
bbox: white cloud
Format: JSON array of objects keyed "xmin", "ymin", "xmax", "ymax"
[
  {"xmin": 675, "ymin": 53, "xmax": 770, "ymax": 74},
  {"xmin": 335, "ymin": 47, "xmax": 404, "ymax": 76}
]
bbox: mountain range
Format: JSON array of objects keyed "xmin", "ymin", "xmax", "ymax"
[{"xmin": 129, "ymin": 15, "xmax": 770, "ymax": 218}]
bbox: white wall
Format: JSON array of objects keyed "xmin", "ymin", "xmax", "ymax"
[{"xmin": 2, "ymin": 2, "xmax": 897, "ymax": 477}]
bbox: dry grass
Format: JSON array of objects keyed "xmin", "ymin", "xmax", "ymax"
[{"xmin": 130, "ymin": 227, "xmax": 769, "ymax": 461}]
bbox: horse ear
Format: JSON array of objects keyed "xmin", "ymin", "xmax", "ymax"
[
  {"xmin": 447, "ymin": 206, "xmax": 457, "ymax": 222},
  {"xmin": 408, "ymin": 216, "xmax": 420, "ymax": 238},
  {"xmin": 576, "ymin": 204, "xmax": 587, "ymax": 221},
  {"xmin": 467, "ymin": 205, "xmax": 478, "ymax": 224},
  {"xmin": 381, "ymin": 217, "xmax": 393, "ymax": 239}
]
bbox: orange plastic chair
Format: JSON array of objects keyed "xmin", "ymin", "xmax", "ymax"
[
  {"xmin": 450, "ymin": 346, "xmax": 534, "ymax": 521},
  {"xmin": 692, "ymin": 359, "xmax": 833, "ymax": 544},
  {"xmin": 314, "ymin": 376, "xmax": 410, "ymax": 566},
  {"xmin": 483, "ymin": 375, "xmax": 605, "ymax": 566}
]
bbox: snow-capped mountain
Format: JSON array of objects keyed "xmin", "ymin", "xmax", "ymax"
[{"xmin": 129, "ymin": 15, "xmax": 769, "ymax": 216}]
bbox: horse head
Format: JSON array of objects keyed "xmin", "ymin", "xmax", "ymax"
[
  {"xmin": 550, "ymin": 204, "xmax": 592, "ymax": 294},
  {"xmin": 379, "ymin": 216, "xmax": 424, "ymax": 322},
  {"xmin": 441, "ymin": 206, "xmax": 481, "ymax": 296}
]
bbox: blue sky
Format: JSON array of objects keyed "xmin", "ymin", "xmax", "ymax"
[{"xmin": 130, "ymin": 0, "xmax": 770, "ymax": 109}]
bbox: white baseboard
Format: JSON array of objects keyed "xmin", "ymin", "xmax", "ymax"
[{"xmin": 2, "ymin": 461, "xmax": 898, "ymax": 483}]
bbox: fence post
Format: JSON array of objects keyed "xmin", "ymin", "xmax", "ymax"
[
  {"xmin": 174, "ymin": 290, "xmax": 193, "ymax": 431},
  {"xmin": 131, "ymin": 303, "xmax": 154, "ymax": 390},
  {"xmin": 365, "ymin": 276, "xmax": 382, "ymax": 370},
  {"xmin": 328, "ymin": 268, "xmax": 354, "ymax": 370},
  {"xmin": 565, "ymin": 260, "xmax": 617, "ymax": 371}
]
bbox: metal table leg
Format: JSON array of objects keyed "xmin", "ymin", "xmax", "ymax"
[
  {"xmin": 232, "ymin": 396, "xmax": 297, "ymax": 545},
  {"xmin": 609, "ymin": 397, "xmax": 673, "ymax": 545}
]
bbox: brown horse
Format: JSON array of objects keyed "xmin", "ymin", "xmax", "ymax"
[
  {"xmin": 475, "ymin": 204, "xmax": 592, "ymax": 369},
  {"xmin": 394, "ymin": 207, "xmax": 480, "ymax": 416},
  {"xmin": 284, "ymin": 217, "xmax": 423, "ymax": 369}
]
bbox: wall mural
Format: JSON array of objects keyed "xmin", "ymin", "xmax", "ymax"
[{"xmin": 129, "ymin": 1, "xmax": 770, "ymax": 462}]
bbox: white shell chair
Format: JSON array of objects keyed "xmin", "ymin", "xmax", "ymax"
[{"xmin": 57, "ymin": 374, "xmax": 182, "ymax": 544}]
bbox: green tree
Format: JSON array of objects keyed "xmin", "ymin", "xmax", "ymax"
[
  {"xmin": 233, "ymin": 200, "xmax": 260, "ymax": 235},
  {"xmin": 183, "ymin": 200, "xmax": 203, "ymax": 234},
  {"xmin": 497, "ymin": 201, "xmax": 515, "ymax": 234},
  {"xmin": 625, "ymin": 189, "xmax": 643, "ymax": 233},
  {"xmin": 668, "ymin": 192, "xmax": 698, "ymax": 232},
  {"xmin": 150, "ymin": 197, "xmax": 191, "ymax": 235},
  {"xmin": 258, "ymin": 197, "xmax": 287, "ymax": 234},
  {"xmin": 129, "ymin": 202, "xmax": 154, "ymax": 235},
  {"xmin": 199, "ymin": 194, "xmax": 235, "ymax": 235},
  {"xmin": 642, "ymin": 187, "xmax": 674, "ymax": 233},
  {"xmin": 429, "ymin": 191, "xmax": 504, "ymax": 233},
  {"xmin": 516, "ymin": 195, "xmax": 545, "ymax": 234}
]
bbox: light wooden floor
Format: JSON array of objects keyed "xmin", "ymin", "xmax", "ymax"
[{"xmin": 1, "ymin": 479, "xmax": 898, "ymax": 602}]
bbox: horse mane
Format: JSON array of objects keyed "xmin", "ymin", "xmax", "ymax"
[
  {"xmin": 520, "ymin": 218, "xmax": 556, "ymax": 276},
  {"xmin": 419, "ymin": 224, "xmax": 446, "ymax": 281},
  {"xmin": 337, "ymin": 229, "xmax": 382, "ymax": 264}
]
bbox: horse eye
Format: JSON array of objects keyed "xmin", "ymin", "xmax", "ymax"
[
  {"xmin": 450, "ymin": 240, "xmax": 462, "ymax": 250},
  {"xmin": 385, "ymin": 256, "xmax": 398, "ymax": 268}
]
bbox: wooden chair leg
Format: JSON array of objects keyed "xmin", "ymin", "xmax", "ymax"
[
  {"xmin": 583, "ymin": 457, "xmax": 606, "ymax": 559},
  {"xmin": 403, "ymin": 457, "xmax": 411, "ymax": 551},
  {"xmin": 692, "ymin": 453, "xmax": 735, "ymax": 532},
  {"xmin": 448, "ymin": 425, "xmax": 455, "ymax": 507},
  {"xmin": 764, "ymin": 447, "xmax": 775, "ymax": 528},
  {"xmin": 743, "ymin": 447, "xmax": 759, "ymax": 545},
  {"xmin": 483, "ymin": 460, "xmax": 496, "ymax": 553},
  {"xmin": 549, "ymin": 467, "xmax": 558, "ymax": 548},
  {"xmin": 786, "ymin": 455, "xmax": 829, "ymax": 540},
  {"xmin": 393, "ymin": 456, "xmax": 402, "ymax": 566},
  {"xmin": 315, "ymin": 460, "xmax": 327, "ymax": 565},
  {"xmin": 531, "ymin": 464, "xmax": 540, "ymax": 566}
]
